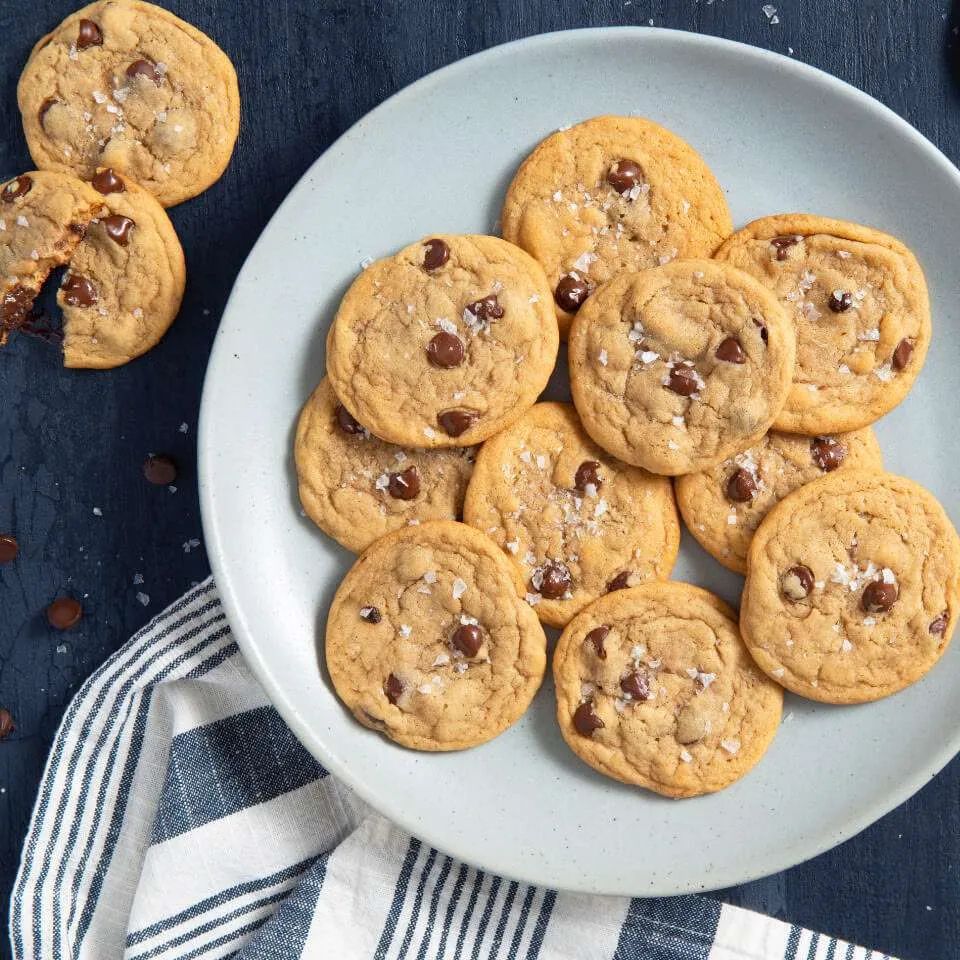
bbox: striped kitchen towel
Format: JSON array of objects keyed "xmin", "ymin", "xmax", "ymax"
[{"xmin": 9, "ymin": 578, "xmax": 893, "ymax": 960}]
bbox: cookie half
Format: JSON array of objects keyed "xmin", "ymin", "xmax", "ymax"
[
  {"xmin": 568, "ymin": 260, "xmax": 795, "ymax": 475},
  {"xmin": 553, "ymin": 582, "xmax": 783, "ymax": 798},
  {"xmin": 325, "ymin": 521, "xmax": 547, "ymax": 751},
  {"xmin": 715, "ymin": 214, "xmax": 930, "ymax": 434},
  {"xmin": 295, "ymin": 379, "xmax": 476, "ymax": 553},
  {"xmin": 463, "ymin": 402, "xmax": 679, "ymax": 627},
  {"xmin": 676, "ymin": 427, "xmax": 882, "ymax": 574},
  {"xmin": 1, "ymin": 170, "xmax": 101, "ymax": 344},
  {"xmin": 501, "ymin": 115, "xmax": 732, "ymax": 337},
  {"xmin": 18, "ymin": 0, "xmax": 240, "ymax": 207},
  {"xmin": 326, "ymin": 235, "xmax": 559, "ymax": 449},
  {"xmin": 741, "ymin": 470, "xmax": 960, "ymax": 703},
  {"xmin": 59, "ymin": 168, "xmax": 185, "ymax": 367}
]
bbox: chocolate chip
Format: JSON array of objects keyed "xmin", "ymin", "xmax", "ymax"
[
  {"xmin": 437, "ymin": 409, "xmax": 477, "ymax": 437},
  {"xmin": 0, "ymin": 708, "xmax": 15, "ymax": 740},
  {"xmin": 532, "ymin": 561, "xmax": 571, "ymax": 599},
  {"xmin": 573, "ymin": 701, "xmax": 603, "ymax": 737},
  {"xmin": 2, "ymin": 176, "xmax": 32, "ymax": 203},
  {"xmin": 666, "ymin": 363, "xmax": 700, "ymax": 396},
  {"xmin": 335, "ymin": 404, "xmax": 364, "ymax": 435},
  {"xmin": 143, "ymin": 454, "xmax": 177, "ymax": 485},
  {"xmin": 620, "ymin": 670, "xmax": 650, "ymax": 700},
  {"xmin": 554, "ymin": 274, "xmax": 590, "ymax": 313},
  {"xmin": 1, "ymin": 286, "xmax": 34, "ymax": 334},
  {"xmin": 60, "ymin": 274, "xmax": 98, "ymax": 307},
  {"xmin": 862, "ymin": 580, "xmax": 898, "ymax": 613},
  {"xmin": 126, "ymin": 58, "xmax": 163, "ymax": 84},
  {"xmin": 384, "ymin": 673, "xmax": 403, "ymax": 704},
  {"xmin": 810, "ymin": 436, "xmax": 846, "ymax": 472},
  {"xmin": 753, "ymin": 318, "xmax": 768, "ymax": 343},
  {"xmin": 360, "ymin": 605, "xmax": 381, "ymax": 623},
  {"xmin": 726, "ymin": 468, "xmax": 758, "ymax": 503},
  {"xmin": 466, "ymin": 295, "xmax": 504, "ymax": 322},
  {"xmin": 426, "ymin": 331, "xmax": 465, "ymax": 368},
  {"xmin": 77, "ymin": 18, "xmax": 103, "ymax": 49},
  {"xmin": 715, "ymin": 336, "xmax": 746, "ymax": 364},
  {"xmin": 770, "ymin": 235, "xmax": 800, "ymax": 260},
  {"xmin": 47, "ymin": 596, "xmax": 82, "ymax": 630},
  {"xmin": 452, "ymin": 624, "xmax": 483, "ymax": 658},
  {"xmin": 387, "ymin": 466, "xmax": 420, "ymax": 500},
  {"xmin": 585, "ymin": 625, "xmax": 609, "ymax": 659},
  {"xmin": 892, "ymin": 338, "xmax": 914, "ymax": 371},
  {"xmin": 607, "ymin": 159, "xmax": 643, "ymax": 194},
  {"xmin": 422, "ymin": 238, "xmax": 449, "ymax": 270},
  {"xmin": 103, "ymin": 214, "xmax": 135, "ymax": 246},
  {"xmin": 930, "ymin": 612, "xmax": 949, "ymax": 637},
  {"xmin": 606, "ymin": 571, "xmax": 632, "ymax": 593},
  {"xmin": 91, "ymin": 168, "xmax": 125, "ymax": 194},
  {"xmin": 828, "ymin": 290, "xmax": 853, "ymax": 313},
  {"xmin": 0, "ymin": 535, "xmax": 18, "ymax": 564},
  {"xmin": 574, "ymin": 460, "xmax": 602, "ymax": 492},
  {"xmin": 781, "ymin": 565, "xmax": 814, "ymax": 601}
]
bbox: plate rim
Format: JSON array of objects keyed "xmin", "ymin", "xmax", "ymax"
[{"xmin": 199, "ymin": 25, "xmax": 960, "ymax": 895}]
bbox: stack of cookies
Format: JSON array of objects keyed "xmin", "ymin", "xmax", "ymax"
[
  {"xmin": 301, "ymin": 118, "xmax": 959, "ymax": 798},
  {"xmin": 2, "ymin": 0, "xmax": 240, "ymax": 367}
]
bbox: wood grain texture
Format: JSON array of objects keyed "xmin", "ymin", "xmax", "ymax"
[{"xmin": 1, "ymin": 1, "xmax": 959, "ymax": 956}]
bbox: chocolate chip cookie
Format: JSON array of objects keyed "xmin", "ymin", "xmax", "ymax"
[
  {"xmin": 1, "ymin": 170, "xmax": 101, "ymax": 344},
  {"xmin": 325, "ymin": 520, "xmax": 547, "ymax": 750},
  {"xmin": 553, "ymin": 581, "xmax": 783, "ymax": 797},
  {"xmin": 714, "ymin": 215, "xmax": 930, "ymax": 434},
  {"xmin": 59, "ymin": 167, "xmax": 185, "ymax": 367},
  {"xmin": 18, "ymin": 0, "xmax": 240, "ymax": 207},
  {"xmin": 741, "ymin": 470, "xmax": 960, "ymax": 703},
  {"xmin": 568, "ymin": 260, "xmax": 795, "ymax": 476},
  {"xmin": 675, "ymin": 427, "xmax": 882, "ymax": 574},
  {"xmin": 501, "ymin": 115, "xmax": 732, "ymax": 337},
  {"xmin": 463, "ymin": 402, "xmax": 679, "ymax": 627},
  {"xmin": 326, "ymin": 235, "xmax": 559, "ymax": 449},
  {"xmin": 295, "ymin": 378, "xmax": 476, "ymax": 553}
]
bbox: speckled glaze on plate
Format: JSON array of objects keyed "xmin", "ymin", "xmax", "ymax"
[{"xmin": 200, "ymin": 28, "xmax": 960, "ymax": 895}]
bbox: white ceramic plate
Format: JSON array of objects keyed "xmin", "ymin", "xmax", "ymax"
[{"xmin": 199, "ymin": 28, "xmax": 960, "ymax": 895}]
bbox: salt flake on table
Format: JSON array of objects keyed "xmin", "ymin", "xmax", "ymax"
[{"xmin": 136, "ymin": 592, "xmax": 150, "ymax": 606}]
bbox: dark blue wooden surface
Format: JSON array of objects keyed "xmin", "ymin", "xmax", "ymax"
[{"xmin": 1, "ymin": 2, "xmax": 958, "ymax": 957}]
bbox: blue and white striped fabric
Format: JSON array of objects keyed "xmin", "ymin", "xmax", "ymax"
[{"xmin": 9, "ymin": 579, "xmax": 894, "ymax": 960}]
